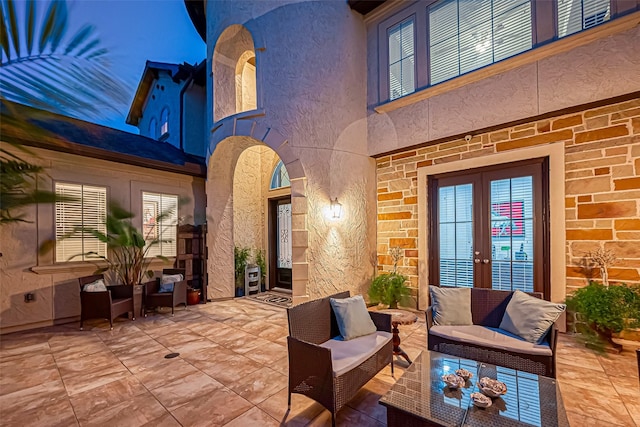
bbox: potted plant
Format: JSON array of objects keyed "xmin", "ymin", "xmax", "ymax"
[
  {"xmin": 234, "ymin": 246, "xmax": 250, "ymax": 297},
  {"xmin": 255, "ymin": 248, "xmax": 267, "ymax": 292},
  {"xmin": 566, "ymin": 281, "xmax": 640, "ymax": 352},
  {"xmin": 42, "ymin": 203, "xmax": 172, "ymax": 315},
  {"xmin": 368, "ymin": 246, "xmax": 411, "ymax": 309}
]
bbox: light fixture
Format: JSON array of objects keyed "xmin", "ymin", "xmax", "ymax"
[{"xmin": 330, "ymin": 198, "xmax": 343, "ymax": 219}]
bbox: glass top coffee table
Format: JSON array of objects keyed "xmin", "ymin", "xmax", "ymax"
[{"xmin": 380, "ymin": 350, "xmax": 569, "ymax": 427}]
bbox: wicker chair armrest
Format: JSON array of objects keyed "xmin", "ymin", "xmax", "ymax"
[
  {"xmin": 173, "ymin": 280, "xmax": 188, "ymax": 295},
  {"xmin": 369, "ymin": 311, "xmax": 392, "ymax": 333},
  {"xmin": 108, "ymin": 284, "xmax": 133, "ymax": 299},
  {"xmin": 426, "ymin": 306, "xmax": 434, "ymax": 330},
  {"xmin": 287, "ymin": 336, "xmax": 333, "ymax": 378}
]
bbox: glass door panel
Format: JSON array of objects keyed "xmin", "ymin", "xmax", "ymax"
[
  {"xmin": 438, "ymin": 183, "xmax": 474, "ymax": 287},
  {"xmin": 490, "ymin": 176, "xmax": 534, "ymax": 292}
]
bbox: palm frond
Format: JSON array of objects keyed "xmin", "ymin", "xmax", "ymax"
[{"xmin": 0, "ymin": 0, "xmax": 130, "ymax": 121}]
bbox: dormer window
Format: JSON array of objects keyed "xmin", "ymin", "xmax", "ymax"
[
  {"xmin": 149, "ymin": 118, "xmax": 157, "ymax": 139},
  {"xmin": 160, "ymin": 108, "xmax": 169, "ymax": 136}
]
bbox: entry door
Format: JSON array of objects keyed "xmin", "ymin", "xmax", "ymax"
[
  {"xmin": 269, "ymin": 197, "xmax": 292, "ymax": 290},
  {"xmin": 429, "ymin": 159, "xmax": 548, "ymax": 296}
]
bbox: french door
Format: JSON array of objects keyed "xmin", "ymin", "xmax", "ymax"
[
  {"xmin": 428, "ymin": 158, "xmax": 549, "ymax": 297},
  {"xmin": 269, "ymin": 197, "xmax": 292, "ymax": 291}
]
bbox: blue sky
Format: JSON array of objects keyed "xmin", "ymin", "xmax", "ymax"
[{"xmin": 71, "ymin": 0, "xmax": 206, "ymax": 133}]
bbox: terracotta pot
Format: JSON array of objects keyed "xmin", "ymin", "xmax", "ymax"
[{"xmin": 187, "ymin": 289, "xmax": 201, "ymax": 305}]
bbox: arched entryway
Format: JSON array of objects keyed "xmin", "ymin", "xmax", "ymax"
[{"xmin": 205, "ymin": 116, "xmax": 309, "ymax": 304}]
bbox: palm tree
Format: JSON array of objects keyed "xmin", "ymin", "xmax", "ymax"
[
  {"xmin": 1, "ymin": 0, "xmax": 129, "ymax": 224},
  {"xmin": 1, "ymin": 0, "xmax": 129, "ymax": 119}
]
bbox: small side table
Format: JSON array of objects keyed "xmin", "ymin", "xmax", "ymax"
[{"xmin": 378, "ymin": 309, "xmax": 418, "ymax": 364}]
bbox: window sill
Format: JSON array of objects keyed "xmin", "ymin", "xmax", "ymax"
[
  {"xmin": 375, "ymin": 11, "xmax": 640, "ymax": 114},
  {"xmin": 31, "ymin": 258, "xmax": 175, "ymax": 275},
  {"xmin": 159, "ymin": 132, "xmax": 170, "ymax": 142}
]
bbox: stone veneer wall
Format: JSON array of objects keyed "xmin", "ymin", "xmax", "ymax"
[{"xmin": 376, "ymin": 97, "xmax": 640, "ymax": 296}]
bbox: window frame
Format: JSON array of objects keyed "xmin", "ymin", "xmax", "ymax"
[
  {"xmin": 148, "ymin": 117, "xmax": 158, "ymax": 139},
  {"xmin": 376, "ymin": 0, "xmax": 636, "ymax": 104},
  {"xmin": 54, "ymin": 181, "xmax": 108, "ymax": 263},
  {"xmin": 160, "ymin": 108, "xmax": 169, "ymax": 137},
  {"xmin": 269, "ymin": 160, "xmax": 291, "ymax": 191},
  {"xmin": 142, "ymin": 191, "xmax": 179, "ymax": 258}
]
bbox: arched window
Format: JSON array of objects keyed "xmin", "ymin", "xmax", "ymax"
[
  {"xmin": 235, "ymin": 51, "xmax": 257, "ymax": 113},
  {"xmin": 160, "ymin": 108, "xmax": 169, "ymax": 136},
  {"xmin": 149, "ymin": 118, "xmax": 157, "ymax": 139},
  {"xmin": 270, "ymin": 160, "xmax": 290, "ymax": 190}
]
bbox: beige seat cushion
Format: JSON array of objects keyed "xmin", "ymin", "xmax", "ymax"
[
  {"xmin": 320, "ymin": 331, "xmax": 392, "ymax": 376},
  {"xmin": 430, "ymin": 325, "xmax": 552, "ymax": 356}
]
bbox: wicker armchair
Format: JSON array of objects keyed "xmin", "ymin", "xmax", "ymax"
[
  {"xmin": 144, "ymin": 268, "xmax": 188, "ymax": 316},
  {"xmin": 78, "ymin": 274, "xmax": 134, "ymax": 330},
  {"xmin": 287, "ymin": 291, "xmax": 393, "ymax": 426},
  {"xmin": 426, "ymin": 287, "xmax": 559, "ymax": 378}
]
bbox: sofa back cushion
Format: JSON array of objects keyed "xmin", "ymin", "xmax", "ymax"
[
  {"xmin": 499, "ymin": 290, "xmax": 566, "ymax": 344},
  {"xmin": 330, "ymin": 295, "xmax": 377, "ymax": 340},
  {"xmin": 429, "ymin": 286, "xmax": 472, "ymax": 326},
  {"xmin": 470, "ymin": 288, "xmax": 543, "ymax": 328}
]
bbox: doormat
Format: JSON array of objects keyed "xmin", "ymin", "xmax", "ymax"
[{"xmin": 248, "ymin": 292, "xmax": 292, "ymax": 308}]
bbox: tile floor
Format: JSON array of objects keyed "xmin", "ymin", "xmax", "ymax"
[{"xmin": 0, "ymin": 298, "xmax": 638, "ymax": 426}]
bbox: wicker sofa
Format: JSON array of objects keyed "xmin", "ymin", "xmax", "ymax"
[
  {"xmin": 426, "ymin": 287, "xmax": 559, "ymax": 378},
  {"xmin": 287, "ymin": 291, "xmax": 393, "ymax": 426}
]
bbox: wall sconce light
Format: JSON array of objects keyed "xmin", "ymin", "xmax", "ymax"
[{"xmin": 330, "ymin": 198, "xmax": 343, "ymax": 219}]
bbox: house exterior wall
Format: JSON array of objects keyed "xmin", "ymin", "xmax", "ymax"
[
  {"xmin": 183, "ymin": 84, "xmax": 207, "ymax": 157},
  {"xmin": 367, "ymin": 7, "xmax": 640, "ymax": 309},
  {"xmin": 205, "ymin": 1, "xmax": 377, "ymax": 301},
  {"xmin": 376, "ymin": 97, "xmax": 640, "ymax": 310},
  {"xmin": 0, "ymin": 146, "xmax": 206, "ymax": 334},
  {"xmin": 138, "ymin": 72, "xmax": 183, "ymax": 147}
]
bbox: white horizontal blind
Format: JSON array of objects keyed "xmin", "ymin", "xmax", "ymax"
[
  {"xmin": 55, "ymin": 183, "xmax": 107, "ymax": 262},
  {"xmin": 388, "ymin": 17, "xmax": 416, "ymax": 100},
  {"xmin": 429, "ymin": 0, "xmax": 532, "ymax": 85},
  {"xmin": 558, "ymin": 0, "xmax": 610, "ymax": 38},
  {"xmin": 142, "ymin": 192, "xmax": 178, "ymax": 258}
]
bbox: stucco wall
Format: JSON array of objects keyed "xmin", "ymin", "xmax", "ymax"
[
  {"xmin": 366, "ymin": 16, "xmax": 640, "ymax": 156},
  {"xmin": 183, "ymin": 85, "xmax": 207, "ymax": 157},
  {"xmin": 0, "ymin": 146, "xmax": 205, "ymax": 333},
  {"xmin": 138, "ymin": 72, "xmax": 183, "ymax": 148},
  {"xmin": 233, "ymin": 146, "xmax": 267, "ymax": 251},
  {"xmin": 205, "ymin": 1, "xmax": 376, "ymax": 302}
]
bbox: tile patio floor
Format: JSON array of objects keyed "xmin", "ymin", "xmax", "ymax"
[{"xmin": 1, "ymin": 298, "xmax": 638, "ymax": 426}]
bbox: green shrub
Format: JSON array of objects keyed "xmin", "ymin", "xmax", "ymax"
[
  {"xmin": 368, "ymin": 273, "xmax": 411, "ymax": 309},
  {"xmin": 565, "ymin": 282, "xmax": 640, "ymax": 346}
]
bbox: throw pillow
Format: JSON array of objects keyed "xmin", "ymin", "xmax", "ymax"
[
  {"xmin": 83, "ymin": 279, "xmax": 107, "ymax": 292},
  {"xmin": 330, "ymin": 295, "xmax": 377, "ymax": 340},
  {"xmin": 499, "ymin": 290, "xmax": 566, "ymax": 344},
  {"xmin": 159, "ymin": 274, "xmax": 183, "ymax": 293},
  {"xmin": 429, "ymin": 286, "xmax": 473, "ymax": 326}
]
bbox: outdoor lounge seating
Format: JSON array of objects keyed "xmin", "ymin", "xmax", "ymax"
[
  {"xmin": 78, "ymin": 274, "xmax": 134, "ymax": 330},
  {"xmin": 426, "ymin": 287, "xmax": 561, "ymax": 378},
  {"xmin": 287, "ymin": 291, "xmax": 393, "ymax": 426},
  {"xmin": 144, "ymin": 268, "xmax": 188, "ymax": 316}
]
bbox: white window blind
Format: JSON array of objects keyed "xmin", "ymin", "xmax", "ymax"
[
  {"xmin": 558, "ymin": 0, "xmax": 610, "ymax": 38},
  {"xmin": 142, "ymin": 192, "xmax": 178, "ymax": 258},
  {"xmin": 55, "ymin": 183, "xmax": 107, "ymax": 262},
  {"xmin": 429, "ymin": 0, "xmax": 532, "ymax": 85},
  {"xmin": 388, "ymin": 17, "xmax": 416, "ymax": 100}
]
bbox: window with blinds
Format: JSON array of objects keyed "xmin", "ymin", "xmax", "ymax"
[
  {"xmin": 558, "ymin": 0, "xmax": 610, "ymax": 38},
  {"xmin": 55, "ymin": 183, "xmax": 107, "ymax": 262},
  {"xmin": 142, "ymin": 192, "xmax": 178, "ymax": 258},
  {"xmin": 388, "ymin": 17, "xmax": 416, "ymax": 100},
  {"xmin": 428, "ymin": 0, "xmax": 533, "ymax": 85}
]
